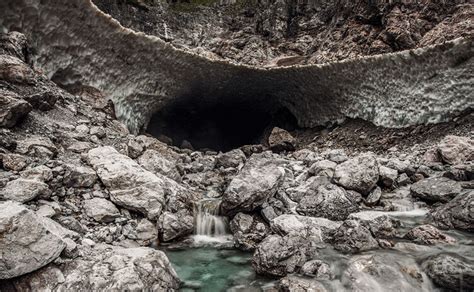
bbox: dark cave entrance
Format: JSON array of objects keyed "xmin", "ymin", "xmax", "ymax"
[{"xmin": 146, "ymin": 97, "xmax": 298, "ymax": 152}]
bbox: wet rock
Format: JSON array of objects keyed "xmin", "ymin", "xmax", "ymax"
[
  {"xmin": 0, "ymin": 201, "xmax": 66, "ymax": 279},
  {"xmin": 437, "ymin": 135, "xmax": 474, "ymax": 165},
  {"xmin": 332, "ymin": 220, "xmax": 379, "ymax": 253},
  {"xmin": 253, "ymin": 234, "xmax": 315, "ymax": 277},
  {"xmin": 348, "ymin": 211, "xmax": 400, "ymax": 238},
  {"xmin": 342, "ymin": 253, "xmax": 434, "ymax": 291},
  {"xmin": 422, "ymin": 254, "xmax": 474, "ymax": 291},
  {"xmin": 158, "ymin": 210, "xmax": 193, "ymax": 242},
  {"xmin": 404, "ymin": 224, "xmax": 456, "ymax": 245},
  {"xmin": 83, "ymin": 198, "xmax": 120, "ymax": 223},
  {"xmin": 268, "ymin": 127, "xmax": 295, "ymax": 152},
  {"xmin": 0, "ymin": 178, "xmax": 50, "ymax": 202},
  {"xmin": 63, "ymin": 163, "xmax": 98, "ymax": 188},
  {"xmin": 431, "ymin": 191, "xmax": 473, "ymax": 231},
  {"xmin": 301, "ymin": 260, "xmax": 332, "ymax": 279},
  {"xmin": 444, "ymin": 164, "xmax": 474, "ymax": 181},
  {"xmin": 410, "ymin": 177, "xmax": 462, "ymax": 203},
  {"xmin": 278, "ymin": 276, "xmax": 328, "ymax": 292},
  {"xmin": 10, "ymin": 246, "xmax": 180, "ymax": 291},
  {"xmin": 333, "ymin": 152, "xmax": 379, "ymax": 195},
  {"xmin": 215, "ymin": 149, "xmax": 246, "ymax": 168},
  {"xmin": 1, "ymin": 153, "xmax": 29, "ymax": 171},
  {"xmin": 221, "ymin": 153, "xmax": 285, "ymax": 215},
  {"xmin": 296, "ymin": 183, "xmax": 359, "ymax": 221},
  {"xmin": 230, "ymin": 213, "xmax": 269, "ymax": 251},
  {"xmin": 365, "ymin": 186, "xmax": 382, "ymax": 206},
  {"xmin": 271, "ymin": 214, "xmax": 341, "ymax": 242},
  {"xmin": 138, "ymin": 149, "xmax": 180, "ymax": 181},
  {"xmin": 379, "ymin": 165, "xmax": 398, "ymax": 187},
  {"xmin": 0, "ymin": 94, "xmax": 31, "ymax": 128},
  {"xmin": 88, "ymin": 146, "xmax": 167, "ymax": 220}
]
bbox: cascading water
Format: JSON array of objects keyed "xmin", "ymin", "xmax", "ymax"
[{"xmin": 193, "ymin": 198, "xmax": 231, "ymax": 244}]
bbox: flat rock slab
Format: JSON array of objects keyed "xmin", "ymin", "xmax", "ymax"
[{"xmin": 0, "ymin": 201, "xmax": 66, "ymax": 279}]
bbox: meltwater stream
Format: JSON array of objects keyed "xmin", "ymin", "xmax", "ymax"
[{"xmin": 193, "ymin": 199, "xmax": 231, "ymax": 244}]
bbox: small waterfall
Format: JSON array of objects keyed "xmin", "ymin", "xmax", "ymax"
[{"xmin": 193, "ymin": 198, "xmax": 230, "ymax": 243}]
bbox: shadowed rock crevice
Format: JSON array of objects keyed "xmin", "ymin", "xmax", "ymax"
[{"xmin": 147, "ymin": 95, "xmax": 298, "ymax": 151}]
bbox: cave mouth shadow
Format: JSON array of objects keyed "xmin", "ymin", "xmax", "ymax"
[{"xmin": 146, "ymin": 96, "xmax": 298, "ymax": 152}]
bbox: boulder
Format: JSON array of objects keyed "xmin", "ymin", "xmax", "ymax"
[
  {"xmin": 24, "ymin": 91, "xmax": 58, "ymax": 111},
  {"xmin": 347, "ymin": 211, "xmax": 400, "ymax": 238},
  {"xmin": 431, "ymin": 191, "xmax": 473, "ymax": 231},
  {"xmin": 20, "ymin": 165, "xmax": 53, "ymax": 182},
  {"xmin": 365, "ymin": 186, "xmax": 382, "ymax": 206},
  {"xmin": 229, "ymin": 213, "xmax": 269, "ymax": 251},
  {"xmin": 296, "ymin": 183, "xmax": 359, "ymax": 221},
  {"xmin": 379, "ymin": 165, "xmax": 398, "ymax": 187},
  {"xmin": 300, "ymin": 260, "xmax": 332, "ymax": 279},
  {"xmin": 0, "ymin": 92, "xmax": 31, "ymax": 128},
  {"xmin": 0, "ymin": 178, "xmax": 50, "ymax": 202},
  {"xmin": 221, "ymin": 153, "xmax": 285, "ymax": 215},
  {"xmin": 158, "ymin": 210, "xmax": 194, "ymax": 242},
  {"xmin": 215, "ymin": 149, "xmax": 246, "ymax": 168},
  {"xmin": 332, "ymin": 220, "xmax": 379, "ymax": 253},
  {"xmin": 0, "ymin": 201, "xmax": 65, "ymax": 279},
  {"xmin": 342, "ymin": 253, "xmax": 435, "ymax": 291},
  {"xmin": 278, "ymin": 276, "xmax": 328, "ymax": 292},
  {"xmin": 410, "ymin": 177, "xmax": 462, "ymax": 203},
  {"xmin": 16, "ymin": 136, "xmax": 57, "ymax": 159},
  {"xmin": 135, "ymin": 218, "xmax": 158, "ymax": 246},
  {"xmin": 271, "ymin": 214, "xmax": 341, "ymax": 243},
  {"xmin": 83, "ymin": 198, "xmax": 120, "ymax": 223},
  {"xmin": 253, "ymin": 234, "xmax": 315, "ymax": 277},
  {"xmin": 63, "ymin": 163, "xmax": 98, "ymax": 188},
  {"xmin": 9, "ymin": 246, "xmax": 180, "ymax": 291},
  {"xmin": 333, "ymin": 152, "xmax": 379, "ymax": 195},
  {"xmin": 1, "ymin": 153, "xmax": 29, "ymax": 171},
  {"xmin": 404, "ymin": 224, "xmax": 456, "ymax": 245},
  {"xmin": 437, "ymin": 135, "xmax": 474, "ymax": 165},
  {"xmin": 138, "ymin": 149, "xmax": 180, "ymax": 182},
  {"xmin": 308, "ymin": 159, "xmax": 337, "ymax": 177},
  {"xmin": 268, "ymin": 127, "xmax": 295, "ymax": 152},
  {"xmin": 87, "ymin": 146, "xmax": 167, "ymax": 220},
  {"xmin": 286, "ymin": 175, "xmax": 331, "ymax": 202},
  {"xmin": 422, "ymin": 254, "xmax": 474, "ymax": 291}
]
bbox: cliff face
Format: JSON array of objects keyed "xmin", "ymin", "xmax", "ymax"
[{"xmin": 93, "ymin": 0, "xmax": 474, "ymax": 66}]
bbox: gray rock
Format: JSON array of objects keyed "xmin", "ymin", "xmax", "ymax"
[
  {"xmin": 221, "ymin": 153, "xmax": 285, "ymax": 215},
  {"xmin": 0, "ymin": 201, "xmax": 66, "ymax": 279},
  {"xmin": 411, "ymin": 177, "xmax": 462, "ymax": 203},
  {"xmin": 24, "ymin": 90, "xmax": 59, "ymax": 111},
  {"xmin": 422, "ymin": 254, "xmax": 474, "ymax": 291},
  {"xmin": 286, "ymin": 175, "xmax": 331, "ymax": 202},
  {"xmin": 127, "ymin": 137, "xmax": 145, "ymax": 158},
  {"xmin": 431, "ymin": 191, "xmax": 473, "ymax": 231},
  {"xmin": 16, "ymin": 136, "xmax": 57, "ymax": 159},
  {"xmin": 0, "ymin": 93, "xmax": 31, "ymax": 128},
  {"xmin": 301, "ymin": 260, "xmax": 332, "ymax": 279},
  {"xmin": 342, "ymin": 253, "xmax": 435, "ymax": 292},
  {"xmin": 323, "ymin": 149, "xmax": 348, "ymax": 163},
  {"xmin": 271, "ymin": 214, "xmax": 341, "ymax": 243},
  {"xmin": 0, "ymin": 178, "xmax": 50, "ymax": 202},
  {"xmin": 158, "ymin": 210, "xmax": 193, "ymax": 242},
  {"xmin": 83, "ymin": 198, "xmax": 120, "ymax": 223},
  {"xmin": 437, "ymin": 135, "xmax": 474, "ymax": 165},
  {"xmin": 135, "ymin": 218, "xmax": 158, "ymax": 246},
  {"xmin": 404, "ymin": 224, "xmax": 456, "ymax": 245},
  {"xmin": 379, "ymin": 165, "xmax": 398, "ymax": 187},
  {"xmin": 20, "ymin": 165, "xmax": 53, "ymax": 182},
  {"xmin": 88, "ymin": 146, "xmax": 167, "ymax": 220},
  {"xmin": 348, "ymin": 211, "xmax": 400, "ymax": 238},
  {"xmin": 1, "ymin": 153, "xmax": 29, "ymax": 171},
  {"xmin": 138, "ymin": 149, "xmax": 180, "ymax": 182},
  {"xmin": 365, "ymin": 186, "xmax": 382, "ymax": 206},
  {"xmin": 397, "ymin": 173, "xmax": 411, "ymax": 186},
  {"xmin": 10, "ymin": 245, "xmax": 180, "ymax": 291},
  {"xmin": 333, "ymin": 152, "xmax": 379, "ymax": 195},
  {"xmin": 268, "ymin": 127, "xmax": 295, "ymax": 152},
  {"xmin": 332, "ymin": 220, "xmax": 379, "ymax": 253},
  {"xmin": 278, "ymin": 276, "xmax": 328, "ymax": 292},
  {"xmin": 230, "ymin": 213, "xmax": 269, "ymax": 251},
  {"xmin": 309, "ymin": 159, "xmax": 337, "ymax": 177},
  {"xmin": 215, "ymin": 149, "xmax": 246, "ymax": 168},
  {"xmin": 63, "ymin": 163, "xmax": 98, "ymax": 188},
  {"xmin": 296, "ymin": 183, "xmax": 359, "ymax": 221},
  {"xmin": 253, "ymin": 234, "xmax": 315, "ymax": 277}
]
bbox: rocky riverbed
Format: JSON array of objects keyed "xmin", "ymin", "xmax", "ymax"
[{"xmin": 0, "ymin": 2, "xmax": 473, "ymax": 292}]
